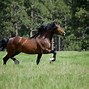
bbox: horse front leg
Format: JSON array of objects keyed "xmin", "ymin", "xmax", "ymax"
[
  {"xmin": 11, "ymin": 57, "xmax": 19, "ymax": 64},
  {"xmin": 50, "ymin": 48, "xmax": 57, "ymax": 63},
  {"xmin": 36, "ymin": 53, "xmax": 42, "ymax": 65}
]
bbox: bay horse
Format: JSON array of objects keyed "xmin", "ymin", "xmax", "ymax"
[{"xmin": 0, "ymin": 22, "xmax": 65, "ymax": 65}]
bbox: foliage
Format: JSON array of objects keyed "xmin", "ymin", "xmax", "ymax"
[
  {"xmin": 63, "ymin": 0, "xmax": 89, "ymax": 50},
  {"xmin": 0, "ymin": 0, "xmax": 88, "ymax": 50}
]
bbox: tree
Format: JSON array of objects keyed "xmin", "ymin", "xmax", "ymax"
[
  {"xmin": 63, "ymin": 0, "xmax": 89, "ymax": 50},
  {"xmin": 0, "ymin": 0, "xmax": 88, "ymax": 50}
]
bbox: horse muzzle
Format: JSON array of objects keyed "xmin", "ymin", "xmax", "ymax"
[
  {"xmin": 63, "ymin": 32, "xmax": 66, "ymax": 36},
  {"xmin": 60, "ymin": 31, "xmax": 66, "ymax": 36}
]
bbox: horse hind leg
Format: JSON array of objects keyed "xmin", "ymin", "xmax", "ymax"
[
  {"xmin": 11, "ymin": 57, "xmax": 19, "ymax": 64},
  {"xmin": 3, "ymin": 55, "xmax": 9, "ymax": 65},
  {"xmin": 11, "ymin": 52, "xmax": 20, "ymax": 64}
]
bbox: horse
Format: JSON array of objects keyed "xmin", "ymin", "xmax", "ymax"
[{"xmin": 0, "ymin": 22, "xmax": 65, "ymax": 65}]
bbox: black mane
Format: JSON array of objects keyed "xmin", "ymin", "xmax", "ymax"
[
  {"xmin": 37, "ymin": 24, "xmax": 47, "ymax": 33},
  {"xmin": 30, "ymin": 22, "xmax": 56, "ymax": 38},
  {"xmin": 37, "ymin": 22, "xmax": 56, "ymax": 33}
]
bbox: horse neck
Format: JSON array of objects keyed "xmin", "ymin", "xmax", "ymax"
[{"xmin": 37, "ymin": 31, "xmax": 53, "ymax": 41}]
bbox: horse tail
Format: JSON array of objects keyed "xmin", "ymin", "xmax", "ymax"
[{"xmin": 0, "ymin": 38, "xmax": 9, "ymax": 51}]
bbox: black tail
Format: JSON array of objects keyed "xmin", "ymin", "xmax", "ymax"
[{"xmin": 0, "ymin": 38, "xmax": 9, "ymax": 51}]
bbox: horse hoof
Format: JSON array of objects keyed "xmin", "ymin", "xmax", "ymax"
[
  {"xmin": 49, "ymin": 58, "xmax": 54, "ymax": 61},
  {"xmin": 49, "ymin": 58, "xmax": 55, "ymax": 63},
  {"xmin": 14, "ymin": 60, "xmax": 19, "ymax": 64}
]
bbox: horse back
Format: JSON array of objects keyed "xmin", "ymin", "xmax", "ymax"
[{"xmin": 7, "ymin": 36, "xmax": 41, "ymax": 54}]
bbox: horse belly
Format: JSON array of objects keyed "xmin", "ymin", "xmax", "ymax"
[{"xmin": 20, "ymin": 42, "xmax": 40, "ymax": 54}]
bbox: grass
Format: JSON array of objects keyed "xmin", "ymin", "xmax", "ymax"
[{"xmin": 0, "ymin": 51, "xmax": 89, "ymax": 89}]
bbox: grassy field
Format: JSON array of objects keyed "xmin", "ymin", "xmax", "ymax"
[{"xmin": 0, "ymin": 51, "xmax": 89, "ymax": 89}]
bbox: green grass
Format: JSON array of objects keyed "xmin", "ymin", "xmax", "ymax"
[{"xmin": 0, "ymin": 51, "xmax": 89, "ymax": 89}]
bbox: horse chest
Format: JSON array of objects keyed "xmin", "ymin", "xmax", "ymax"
[{"xmin": 41, "ymin": 39, "xmax": 51, "ymax": 48}]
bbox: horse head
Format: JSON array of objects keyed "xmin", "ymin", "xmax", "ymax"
[
  {"xmin": 46, "ymin": 22, "xmax": 65, "ymax": 36},
  {"xmin": 37, "ymin": 22, "xmax": 65, "ymax": 36}
]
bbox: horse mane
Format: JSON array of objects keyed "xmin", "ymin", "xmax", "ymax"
[
  {"xmin": 30, "ymin": 24, "xmax": 47, "ymax": 38},
  {"xmin": 30, "ymin": 33, "xmax": 39, "ymax": 39},
  {"xmin": 37, "ymin": 24, "xmax": 47, "ymax": 33},
  {"xmin": 37, "ymin": 22, "xmax": 56, "ymax": 33},
  {"xmin": 30, "ymin": 22, "xmax": 56, "ymax": 38}
]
